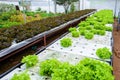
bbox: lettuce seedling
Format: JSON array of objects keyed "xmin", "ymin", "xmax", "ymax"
[
  {"xmin": 71, "ymin": 31, "xmax": 80, "ymax": 37},
  {"xmin": 11, "ymin": 71, "xmax": 30, "ymax": 80},
  {"xmin": 21, "ymin": 55, "xmax": 38, "ymax": 68},
  {"xmin": 90, "ymin": 29, "xmax": 97, "ymax": 34},
  {"xmin": 60, "ymin": 38, "xmax": 72, "ymax": 47},
  {"xmin": 97, "ymin": 30, "xmax": 106, "ymax": 35},
  {"xmin": 105, "ymin": 26, "xmax": 113, "ymax": 31},
  {"xmin": 86, "ymin": 26, "xmax": 92, "ymax": 30},
  {"xmin": 79, "ymin": 30, "xmax": 88, "ymax": 36},
  {"xmin": 96, "ymin": 47, "xmax": 112, "ymax": 59},
  {"xmin": 85, "ymin": 32, "xmax": 94, "ymax": 39},
  {"xmin": 68, "ymin": 27, "xmax": 77, "ymax": 32},
  {"xmin": 39, "ymin": 59, "xmax": 61, "ymax": 76}
]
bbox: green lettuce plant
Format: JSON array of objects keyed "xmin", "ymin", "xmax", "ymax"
[
  {"xmin": 90, "ymin": 29, "xmax": 97, "ymax": 34},
  {"xmin": 96, "ymin": 47, "xmax": 112, "ymax": 59},
  {"xmin": 77, "ymin": 58, "xmax": 114, "ymax": 80},
  {"xmin": 11, "ymin": 71, "xmax": 30, "ymax": 80},
  {"xmin": 86, "ymin": 26, "xmax": 92, "ymax": 30},
  {"xmin": 78, "ymin": 26, "xmax": 86, "ymax": 31},
  {"xmin": 78, "ymin": 21, "xmax": 90, "ymax": 27},
  {"xmin": 52, "ymin": 62, "xmax": 74, "ymax": 80},
  {"xmin": 21, "ymin": 55, "xmax": 38, "ymax": 68},
  {"xmin": 85, "ymin": 32, "xmax": 94, "ymax": 39},
  {"xmin": 93, "ymin": 24, "xmax": 106, "ymax": 30},
  {"xmin": 39, "ymin": 58, "xmax": 114, "ymax": 80},
  {"xmin": 71, "ymin": 31, "xmax": 80, "ymax": 37},
  {"xmin": 105, "ymin": 26, "xmax": 113, "ymax": 31},
  {"xmin": 60, "ymin": 38, "xmax": 72, "ymax": 47},
  {"xmin": 97, "ymin": 30, "xmax": 106, "ymax": 35},
  {"xmin": 39, "ymin": 59, "xmax": 61, "ymax": 76},
  {"xmin": 68, "ymin": 27, "xmax": 77, "ymax": 32},
  {"xmin": 79, "ymin": 30, "xmax": 88, "ymax": 36}
]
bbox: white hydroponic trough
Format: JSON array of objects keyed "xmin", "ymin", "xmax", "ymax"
[
  {"xmin": 1, "ymin": 49, "xmax": 87, "ymax": 80},
  {"xmin": 47, "ymin": 31, "xmax": 112, "ymax": 61}
]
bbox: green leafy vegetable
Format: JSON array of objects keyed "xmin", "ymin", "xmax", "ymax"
[
  {"xmin": 85, "ymin": 32, "xmax": 94, "ymax": 39},
  {"xmin": 105, "ymin": 26, "xmax": 113, "ymax": 31},
  {"xmin": 79, "ymin": 30, "xmax": 88, "ymax": 36},
  {"xmin": 96, "ymin": 30, "xmax": 106, "ymax": 35},
  {"xmin": 39, "ymin": 59, "xmax": 61, "ymax": 76},
  {"xmin": 90, "ymin": 29, "xmax": 97, "ymax": 34},
  {"xmin": 71, "ymin": 31, "xmax": 80, "ymax": 37},
  {"xmin": 86, "ymin": 26, "xmax": 92, "ymax": 30},
  {"xmin": 68, "ymin": 27, "xmax": 77, "ymax": 32},
  {"xmin": 60, "ymin": 38, "xmax": 72, "ymax": 47},
  {"xmin": 96, "ymin": 47, "xmax": 112, "ymax": 59},
  {"xmin": 39, "ymin": 58, "xmax": 114, "ymax": 80},
  {"xmin": 52, "ymin": 62, "xmax": 75, "ymax": 80},
  {"xmin": 21, "ymin": 55, "xmax": 38, "ymax": 68},
  {"xmin": 11, "ymin": 71, "xmax": 30, "ymax": 80},
  {"xmin": 77, "ymin": 58, "xmax": 114, "ymax": 80}
]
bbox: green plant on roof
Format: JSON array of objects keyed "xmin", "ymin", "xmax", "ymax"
[
  {"xmin": 60, "ymin": 38, "xmax": 72, "ymax": 47},
  {"xmin": 85, "ymin": 32, "xmax": 94, "ymax": 39},
  {"xmin": 68, "ymin": 27, "xmax": 77, "ymax": 32},
  {"xmin": 11, "ymin": 71, "xmax": 30, "ymax": 80},
  {"xmin": 96, "ymin": 47, "xmax": 112, "ymax": 59},
  {"xmin": 71, "ymin": 31, "xmax": 80, "ymax": 37},
  {"xmin": 21, "ymin": 55, "xmax": 38, "ymax": 68}
]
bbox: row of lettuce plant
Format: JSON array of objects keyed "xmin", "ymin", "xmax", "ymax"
[
  {"xmin": 60, "ymin": 37, "xmax": 112, "ymax": 59},
  {"xmin": 0, "ymin": 9, "xmax": 95, "ymax": 50},
  {"xmin": 68, "ymin": 9, "xmax": 113, "ymax": 40},
  {"xmin": 60, "ymin": 9, "xmax": 113, "ymax": 59},
  {"xmin": 11, "ymin": 55, "xmax": 114, "ymax": 80}
]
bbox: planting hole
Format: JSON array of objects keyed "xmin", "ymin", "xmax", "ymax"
[
  {"xmin": 60, "ymin": 48, "xmax": 63, "ymax": 50},
  {"xmin": 70, "ymin": 49, "xmax": 73, "ymax": 51},
  {"xmin": 31, "ymin": 73, "xmax": 35, "ymax": 75},
  {"xmin": 18, "ymin": 69, "xmax": 22, "ymax": 72},
  {"xmin": 75, "ymin": 57, "xmax": 78, "ymax": 59},
  {"xmin": 64, "ymin": 55, "xmax": 66, "ymax": 57},
  {"xmin": 94, "ymin": 45, "xmax": 97, "ymax": 47},
  {"xmin": 76, "ymin": 42, "xmax": 79, "ymax": 44},
  {"xmin": 45, "ymin": 77, "xmax": 49, "ymax": 80},
  {"xmin": 93, "ymin": 49, "xmax": 95, "ymax": 51},
  {"xmin": 51, "ymin": 46, "xmax": 54, "ymax": 48},
  {"xmin": 80, "ymin": 51, "xmax": 83, "ymax": 53},
  {"xmin": 91, "ymin": 53, "xmax": 94, "ymax": 55},
  {"xmin": 74, "ymin": 45, "xmax": 76, "ymax": 47},
  {"xmin": 82, "ymin": 47, "xmax": 85, "ymax": 49},
  {"xmin": 85, "ymin": 43, "xmax": 88, "ymax": 45}
]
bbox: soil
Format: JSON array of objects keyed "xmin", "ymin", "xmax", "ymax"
[{"xmin": 113, "ymin": 19, "xmax": 120, "ymax": 80}]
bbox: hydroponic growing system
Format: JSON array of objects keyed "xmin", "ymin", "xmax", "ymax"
[{"xmin": 1, "ymin": 10, "xmax": 114, "ymax": 80}]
